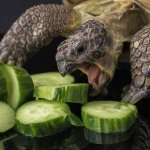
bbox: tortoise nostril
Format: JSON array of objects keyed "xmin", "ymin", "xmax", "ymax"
[{"xmin": 92, "ymin": 51, "xmax": 102, "ymax": 60}]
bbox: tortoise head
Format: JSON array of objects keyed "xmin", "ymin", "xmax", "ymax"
[{"xmin": 56, "ymin": 20, "xmax": 117, "ymax": 96}]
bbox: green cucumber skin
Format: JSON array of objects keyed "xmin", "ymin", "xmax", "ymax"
[
  {"xmin": 34, "ymin": 84, "xmax": 89, "ymax": 104},
  {"xmin": 0, "ymin": 63, "xmax": 34, "ymax": 109},
  {"xmin": 81, "ymin": 101, "xmax": 138, "ymax": 133},
  {"xmin": 0, "ymin": 66, "xmax": 8, "ymax": 101},
  {"xmin": 82, "ymin": 111, "xmax": 136, "ymax": 133},
  {"xmin": 15, "ymin": 116, "xmax": 70, "ymax": 137},
  {"xmin": 52, "ymin": 84, "xmax": 89, "ymax": 104},
  {"xmin": 11, "ymin": 66, "xmax": 34, "ymax": 108}
]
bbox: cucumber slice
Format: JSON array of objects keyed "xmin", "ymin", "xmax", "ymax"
[
  {"xmin": 81, "ymin": 101, "xmax": 138, "ymax": 133},
  {"xmin": 0, "ymin": 63, "xmax": 34, "ymax": 109},
  {"xmin": 84, "ymin": 127, "xmax": 134, "ymax": 144},
  {"xmin": 0, "ymin": 67, "xmax": 8, "ymax": 101},
  {"xmin": 15, "ymin": 100, "xmax": 82, "ymax": 137},
  {"xmin": 0, "ymin": 102, "xmax": 15, "ymax": 133},
  {"xmin": 31, "ymin": 72, "xmax": 74, "ymax": 87},
  {"xmin": 34, "ymin": 84, "xmax": 89, "ymax": 104}
]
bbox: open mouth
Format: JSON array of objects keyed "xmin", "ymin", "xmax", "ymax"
[
  {"xmin": 79, "ymin": 63, "xmax": 101, "ymax": 86},
  {"xmin": 78, "ymin": 62, "xmax": 111, "ymax": 96},
  {"xmin": 56, "ymin": 58, "xmax": 110, "ymax": 96},
  {"xmin": 79, "ymin": 63, "xmax": 105, "ymax": 96}
]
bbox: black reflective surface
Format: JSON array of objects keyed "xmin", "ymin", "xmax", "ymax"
[{"xmin": 0, "ymin": 117, "xmax": 150, "ymax": 150}]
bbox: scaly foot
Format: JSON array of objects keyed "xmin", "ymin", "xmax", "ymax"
[{"xmin": 122, "ymin": 25, "xmax": 150, "ymax": 104}]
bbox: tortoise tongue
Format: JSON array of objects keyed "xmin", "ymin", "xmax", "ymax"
[{"xmin": 88, "ymin": 64, "xmax": 101, "ymax": 85}]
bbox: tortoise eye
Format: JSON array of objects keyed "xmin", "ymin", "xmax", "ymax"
[
  {"xmin": 76, "ymin": 45, "xmax": 85, "ymax": 55},
  {"xmin": 92, "ymin": 51, "xmax": 102, "ymax": 59}
]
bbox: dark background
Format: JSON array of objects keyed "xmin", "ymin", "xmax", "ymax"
[
  {"xmin": 0, "ymin": 0, "xmax": 62, "ymax": 33},
  {"xmin": 0, "ymin": 0, "xmax": 63, "ymax": 74}
]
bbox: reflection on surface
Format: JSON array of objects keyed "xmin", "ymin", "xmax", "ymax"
[
  {"xmin": 86, "ymin": 117, "xmax": 150, "ymax": 150},
  {"xmin": 0, "ymin": 117, "xmax": 150, "ymax": 150},
  {"xmin": 84, "ymin": 125, "xmax": 134, "ymax": 145},
  {"xmin": 2, "ymin": 127, "xmax": 89, "ymax": 150}
]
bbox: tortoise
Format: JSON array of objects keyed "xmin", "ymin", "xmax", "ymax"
[{"xmin": 0, "ymin": 0, "xmax": 149, "ymax": 104}]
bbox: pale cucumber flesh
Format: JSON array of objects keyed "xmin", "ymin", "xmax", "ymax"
[
  {"xmin": 15, "ymin": 100, "xmax": 82, "ymax": 137},
  {"xmin": 16, "ymin": 100, "xmax": 71, "ymax": 124},
  {"xmin": 31, "ymin": 72, "xmax": 74, "ymax": 86},
  {"xmin": 0, "ymin": 101, "xmax": 15, "ymax": 133}
]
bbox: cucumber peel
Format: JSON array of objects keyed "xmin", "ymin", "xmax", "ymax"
[
  {"xmin": 15, "ymin": 100, "xmax": 82, "ymax": 137},
  {"xmin": 0, "ymin": 67, "xmax": 8, "ymax": 101},
  {"xmin": 81, "ymin": 101, "xmax": 138, "ymax": 133},
  {"xmin": 0, "ymin": 63, "xmax": 34, "ymax": 109},
  {"xmin": 66, "ymin": 113, "xmax": 83, "ymax": 127},
  {"xmin": 34, "ymin": 84, "xmax": 89, "ymax": 104}
]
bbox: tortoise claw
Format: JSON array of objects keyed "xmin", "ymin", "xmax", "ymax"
[
  {"xmin": 0, "ymin": 47, "xmax": 10, "ymax": 62},
  {"xmin": 0, "ymin": 46, "xmax": 25, "ymax": 67},
  {"xmin": 122, "ymin": 87, "xmax": 150, "ymax": 104}
]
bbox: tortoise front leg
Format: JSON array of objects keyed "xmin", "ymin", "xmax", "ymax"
[
  {"xmin": 0, "ymin": 4, "xmax": 80, "ymax": 67},
  {"xmin": 122, "ymin": 24, "xmax": 150, "ymax": 104}
]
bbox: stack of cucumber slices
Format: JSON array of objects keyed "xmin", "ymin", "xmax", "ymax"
[
  {"xmin": 0, "ymin": 66, "xmax": 84, "ymax": 136},
  {"xmin": 0, "ymin": 63, "xmax": 138, "ymax": 145},
  {"xmin": 32, "ymin": 72, "xmax": 89, "ymax": 104}
]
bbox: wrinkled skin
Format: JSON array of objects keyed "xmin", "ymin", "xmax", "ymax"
[
  {"xmin": 122, "ymin": 25, "xmax": 150, "ymax": 103},
  {"xmin": 56, "ymin": 20, "xmax": 114, "ymax": 96}
]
